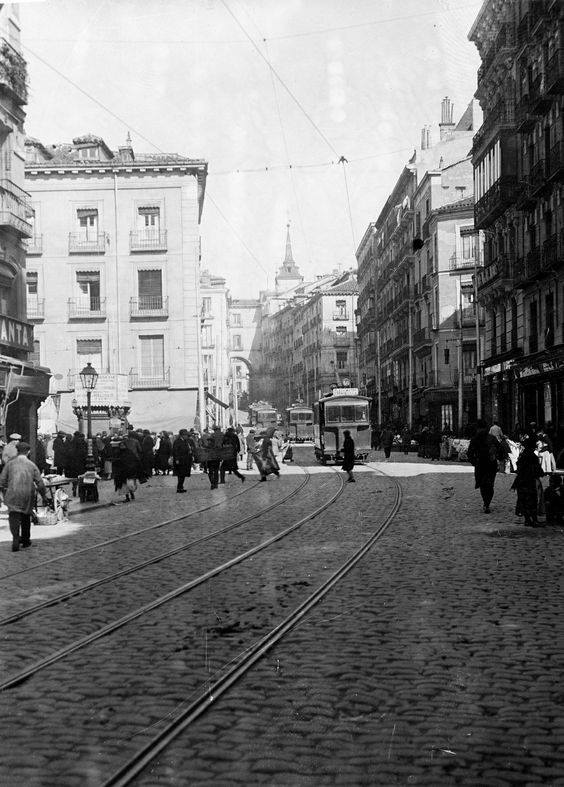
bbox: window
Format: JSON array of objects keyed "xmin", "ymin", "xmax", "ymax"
[
  {"xmin": 336, "ymin": 326, "xmax": 347, "ymax": 335},
  {"xmin": 202, "ymin": 325, "xmax": 213, "ymax": 347},
  {"xmin": 336, "ymin": 351, "xmax": 347, "ymax": 369},
  {"xmin": 511, "ymin": 298, "xmax": 518, "ymax": 348},
  {"xmin": 444, "ymin": 348, "xmax": 450, "ymax": 365},
  {"xmin": 79, "ymin": 147, "xmax": 99, "ymax": 159},
  {"xmin": 231, "ymin": 312, "xmax": 241, "ymax": 326},
  {"xmin": 137, "ymin": 206, "xmax": 160, "ymax": 234},
  {"xmin": 441, "ymin": 404, "xmax": 453, "ymax": 431},
  {"xmin": 76, "ymin": 271, "xmax": 101, "ymax": 311},
  {"xmin": 529, "ymin": 301, "xmax": 538, "ymax": 353},
  {"xmin": 139, "ymin": 335, "xmax": 164, "ymax": 380},
  {"xmin": 545, "ymin": 292, "xmax": 554, "ymax": 348},
  {"xmin": 232, "ymin": 334, "xmax": 242, "ymax": 350},
  {"xmin": 202, "ymin": 297, "xmax": 212, "ymax": 315},
  {"xmin": 462, "ymin": 234, "xmax": 475, "ymax": 260},
  {"xmin": 335, "ymin": 300, "xmax": 347, "ymax": 318},
  {"xmin": 26, "ymin": 271, "xmax": 38, "ymax": 295},
  {"xmin": 30, "ymin": 340, "xmax": 40, "ymax": 365},
  {"xmin": 138, "ymin": 269, "xmax": 162, "ymax": 310},
  {"xmin": 76, "ymin": 338, "xmax": 102, "ymax": 372},
  {"xmin": 77, "ymin": 208, "xmax": 98, "ymax": 239}
]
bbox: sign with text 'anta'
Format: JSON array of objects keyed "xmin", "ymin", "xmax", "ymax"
[{"xmin": 0, "ymin": 315, "xmax": 34, "ymax": 352}]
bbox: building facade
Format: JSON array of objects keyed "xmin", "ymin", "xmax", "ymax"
[
  {"xmin": 25, "ymin": 133, "xmax": 207, "ymax": 433},
  {"xmin": 0, "ymin": 7, "xmax": 50, "ymax": 451},
  {"xmin": 227, "ymin": 297, "xmax": 262, "ymax": 412},
  {"xmin": 200, "ymin": 270, "xmax": 230, "ymax": 428},
  {"xmin": 358, "ymin": 98, "xmax": 481, "ymax": 433},
  {"xmin": 470, "ymin": 0, "xmax": 563, "ymax": 441}
]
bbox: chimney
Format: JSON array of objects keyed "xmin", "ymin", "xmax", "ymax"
[
  {"xmin": 119, "ymin": 131, "xmax": 134, "ymax": 162},
  {"xmin": 420, "ymin": 125, "xmax": 431, "ymax": 150},
  {"xmin": 439, "ymin": 97, "xmax": 456, "ymax": 141}
]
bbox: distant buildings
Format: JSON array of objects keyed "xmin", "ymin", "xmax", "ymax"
[
  {"xmin": 357, "ymin": 98, "xmax": 482, "ymax": 433},
  {"xmin": 469, "ymin": 0, "xmax": 563, "ymax": 434},
  {"xmin": 25, "ymin": 133, "xmax": 207, "ymax": 433},
  {"xmin": 0, "ymin": 7, "xmax": 50, "ymax": 450}
]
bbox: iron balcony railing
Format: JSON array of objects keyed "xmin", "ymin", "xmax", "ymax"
[
  {"xmin": 333, "ymin": 311, "xmax": 348, "ymax": 321},
  {"xmin": 476, "ymin": 255, "xmax": 514, "ymax": 290},
  {"xmin": 548, "ymin": 140, "xmax": 563, "ymax": 180},
  {"xmin": 449, "ymin": 254, "xmax": 480, "ymax": 272},
  {"xmin": 129, "ymin": 368, "xmax": 170, "ymax": 389},
  {"xmin": 413, "ymin": 327, "xmax": 432, "ymax": 347},
  {"xmin": 69, "ymin": 232, "xmax": 108, "ymax": 254},
  {"xmin": 26, "ymin": 298, "xmax": 45, "ymax": 320},
  {"xmin": 475, "ymin": 177, "xmax": 518, "ymax": 229},
  {"xmin": 0, "ymin": 37, "xmax": 28, "ymax": 104},
  {"xmin": 68, "ymin": 297, "xmax": 107, "ymax": 319},
  {"xmin": 24, "ymin": 234, "xmax": 43, "ymax": 255},
  {"xmin": 0, "ymin": 179, "xmax": 33, "ymax": 238},
  {"xmin": 129, "ymin": 229, "xmax": 168, "ymax": 252},
  {"xmin": 546, "ymin": 48, "xmax": 563, "ymax": 93},
  {"xmin": 333, "ymin": 334, "xmax": 352, "ymax": 346},
  {"xmin": 129, "ymin": 296, "xmax": 169, "ymax": 318}
]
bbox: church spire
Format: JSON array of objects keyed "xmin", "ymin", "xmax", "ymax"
[{"xmin": 284, "ymin": 221, "xmax": 294, "ymax": 265}]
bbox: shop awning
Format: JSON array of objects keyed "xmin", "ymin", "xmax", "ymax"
[{"xmin": 205, "ymin": 389, "xmax": 229, "ymax": 409}]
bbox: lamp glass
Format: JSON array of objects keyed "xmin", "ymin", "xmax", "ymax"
[{"xmin": 79, "ymin": 362, "xmax": 98, "ymax": 390}]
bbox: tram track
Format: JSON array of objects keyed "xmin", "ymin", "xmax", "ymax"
[
  {"xmin": 0, "ymin": 464, "xmax": 348, "ymax": 692},
  {"xmin": 0, "ymin": 476, "xmax": 265, "ymax": 582},
  {"xmin": 0, "ymin": 469, "xmax": 310, "ymax": 626},
  {"xmin": 102, "ymin": 466, "xmax": 403, "ymax": 787}
]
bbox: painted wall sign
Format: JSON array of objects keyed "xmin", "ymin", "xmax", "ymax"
[{"xmin": 0, "ymin": 316, "xmax": 34, "ymax": 351}]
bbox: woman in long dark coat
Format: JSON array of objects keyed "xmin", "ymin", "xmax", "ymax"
[
  {"xmin": 112, "ymin": 435, "xmax": 142, "ymax": 502},
  {"xmin": 467, "ymin": 419, "xmax": 499, "ymax": 513},
  {"xmin": 257, "ymin": 428, "xmax": 280, "ymax": 482},
  {"xmin": 512, "ymin": 437, "xmax": 544, "ymax": 527},
  {"xmin": 172, "ymin": 430, "xmax": 193, "ymax": 493},
  {"xmin": 66, "ymin": 432, "xmax": 88, "ymax": 496},
  {"xmin": 141, "ymin": 430, "xmax": 154, "ymax": 478},
  {"xmin": 341, "ymin": 429, "xmax": 355, "ymax": 483},
  {"xmin": 155, "ymin": 432, "xmax": 172, "ymax": 475}
]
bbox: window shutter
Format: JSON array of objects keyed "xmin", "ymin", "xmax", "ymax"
[
  {"xmin": 140, "ymin": 335, "xmax": 164, "ymax": 378},
  {"xmin": 138, "ymin": 270, "xmax": 162, "ymax": 297},
  {"xmin": 77, "ymin": 339, "xmax": 102, "ymax": 355}
]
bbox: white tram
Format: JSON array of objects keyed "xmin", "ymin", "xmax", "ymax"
[{"xmin": 285, "ymin": 404, "xmax": 314, "ymax": 442}]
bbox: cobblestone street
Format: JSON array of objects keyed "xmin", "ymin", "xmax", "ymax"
[{"xmin": 1, "ymin": 451, "xmax": 563, "ymax": 785}]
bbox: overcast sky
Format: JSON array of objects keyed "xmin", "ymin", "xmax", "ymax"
[{"xmin": 21, "ymin": 0, "xmax": 483, "ymax": 298}]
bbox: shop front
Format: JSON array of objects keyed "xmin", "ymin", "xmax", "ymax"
[
  {"xmin": 0, "ymin": 353, "xmax": 51, "ymax": 457},
  {"xmin": 515, "ymin": 348, "xmax": 564, "ymax": 445}
]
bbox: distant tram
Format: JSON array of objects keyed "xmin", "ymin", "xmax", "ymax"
[
  {"xmin": 285, "ymin": 403, "xmax": 314, "ymax": 442},
  {"xmin": 249, "ymin": 402, "xmax": 278, "ymax": 431},
  {"xmin": 314, "ymin": 388, "xmax": 371, "ymax": 464}
]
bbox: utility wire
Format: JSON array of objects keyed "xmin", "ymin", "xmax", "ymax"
[
  {"xmin": 339, "ymin": 157, "xmax": 356, "ymax": 251},
  {"xmin": 219, "ymin": 0, "xmax": 339, "ymax": 159}
]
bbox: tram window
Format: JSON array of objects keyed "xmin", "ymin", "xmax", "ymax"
[
  {"xmin": 341, "ymin": 405, "xmax": 355, "ymax": 421},
  {"xmin": 325, "ymin": 405, "xmax": 340, "ymax": 423},
  {"xmin": 356, "ymin": 406, "xmax": 368, "ymax": 421}
]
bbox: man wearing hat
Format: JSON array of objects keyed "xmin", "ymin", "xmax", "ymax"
[
  {"xmin": 0, "ymin": 442, "xmax": 49, "ymax": 552},
  {"xmin": 245, "ymin": 429, "xmax": 260, "ymax": 471},
  {"xmin": 2, "ymin": 433, "xmax": 22, "ymax": 465}
]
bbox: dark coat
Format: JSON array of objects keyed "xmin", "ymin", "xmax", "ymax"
[
  {"xmin": 467, "ymin": 429, "xmax": 498, "ymax": 489},
  {"xmin": 66, "ymin": 434, "xmax": 88, "ymax": 477},
  {"xmin": 172, "ymin": 436, "xmax": 193, "ymax": 475},
  {"xmin": 341, "ymin": 435, "xmax": 355, "ymax": 471},
  {"xmin": 112, "ymin": 438, "xmax": 142, "ymax": 489},
  {"xmin": 53, "ymin": 435, "xmax": 68, "ymax": 469},
  {"xmin": 141, "ymin": 434, "xmax": 155, "ymax": 475},
  {"xmin": 156, "ymin": 435, "xmax": 172, "ymax": 471}
]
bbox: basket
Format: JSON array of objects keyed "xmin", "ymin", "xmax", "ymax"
[{"xmin": 36, "ymin": 507, "xmax": 58, "ymax": 526}]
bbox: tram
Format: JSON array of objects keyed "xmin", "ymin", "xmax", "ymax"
[
  {"xmin": 285, "ymin": 403, "xmax": 314, "ymax": 442},
  {"xmin": 313, "ymin": 387, "xmax": 371, "ymax": 464},
  {"xmin": 249, "ymin": 401, "xmax": 278, "ymax": 431}
]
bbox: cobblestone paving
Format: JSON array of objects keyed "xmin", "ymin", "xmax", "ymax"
[
  {"xmin": 140, "ymin": 452, "xmax": 564, "ymax": 786},
  {"xmin": 2, "ymin": 450, "xmax": 564, "ymax": 786}
]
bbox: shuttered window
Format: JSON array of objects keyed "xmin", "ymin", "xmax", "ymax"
[
  {"xmin": 140, "ymin": 335, "xmax": 164, "ymax": 379},
  {"xmin": 30, "ymin": 340, "xmax": 40, "ymax": 365},
  {"xmin": 76, "ymin": 338, "xmax": 102, "ymax": 372},
  {"xmin": 138, "ymin": 270, "xmax": 162, "ymax": 310},
  {"xmin": 26, "ymin": 271, "xmax": 38, "ymax": 294}
]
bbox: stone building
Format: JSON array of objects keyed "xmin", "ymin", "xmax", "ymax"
[
  {"xmin": 469, "ymin": 0, "xmax": 563, "ymax": 439},
  {"xmin": 0, "ymin": 7, "xmax": 50, "ymax": 450},
  {"xmin": 25, "ymin": 133, "xmax": 207, "ymax": 433},
  {"xmin": 357, "ymin": 98, "xmax": 481, "ymax": 433}
]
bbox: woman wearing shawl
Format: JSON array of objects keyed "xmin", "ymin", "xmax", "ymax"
[{"xmin": 256, "ymin": 427, "xmax": 280, "ymax": 481}]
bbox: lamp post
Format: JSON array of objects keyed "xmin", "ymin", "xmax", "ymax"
[{"xmin": 79, "ymin": 362, "xmax": 98, "ymax": 470}]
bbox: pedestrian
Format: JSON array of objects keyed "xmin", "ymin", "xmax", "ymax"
[
  {"xmin": 2, "ymin": 432, "xmax": 22, "ymax": 466},
  {"xmin": 427, "ymin": 425, "xmax": 441, "ymax": 461},
  {"xmin": 0, "ymin": 441, "xmax": 50, "ymax": 551},
  {"xmin": 256, "ymin": 428, "xmax": 280, "ymax": 481},
  {"xmin": 141, "ymin": 430, "xmax": 154, "ymax": 478},
  {"xmin": 544, "ymin": 474, "xmax": 563, "ymax": 525},
  {"xmin": 172, "ymin": 429, "xmax": 193, "ymax": 493},
  {"xmin": 66, "ymin": 432, "xmax": 88, "ymax": 496},
  {"xmin": 155, "ymin": 431, "xmax": 172, "ymax": 475},
  {"xmin": 220, "ymin": 427, "xmax": 245, "ymax": 484},
  {"xmin": 341, "ymin": 429, "xmax": 355, "ymax": 482},
  {"xmin": 111, "ymin": 433, "xmax": 142, "ymax": 503},
  {"xmin": 245, "ymin": 429, "xmax": 259, "ymax": 470},
  {"xmin": 511, "ymin": 437, "xmax": 544, "ymax": 527},
  {"xmin": 203, "ymin": 426, "xmax": 224, "ymax": 490},
  {"xmin": 380, "ymin": 424, "xmax": 394, "ymax": 460},
  {"xmin": 401, "ymin": 425, "xmax": 411, "ymax": 455},
  {"xmin": 467, "ymin": 418, "xmax": 500, "ymax": 514}
]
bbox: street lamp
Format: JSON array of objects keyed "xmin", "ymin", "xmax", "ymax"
[{"xmin": 79, "ymin": 362, "xmax": 98, "ymax": 470}]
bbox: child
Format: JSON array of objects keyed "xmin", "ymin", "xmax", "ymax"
[{"xmin": 544, "ymin": 474, "xmax": 564, "ymax": 525}]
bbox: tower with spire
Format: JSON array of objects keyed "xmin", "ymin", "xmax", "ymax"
[{"xmin": 275, "ymin": 222, "xmax": 303, "ymax": 294}]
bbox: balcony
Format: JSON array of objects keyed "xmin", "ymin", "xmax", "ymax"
[
  {"xmin": 421, "ymin": 274, "xmax": 432, "ymax": 293},
  {"xmin": 454, "ymin": 305, "xmax": 476, "ymax": 328},
  {"xmin": 333, "ymin": 311, "xmax": 348, "ymax": 321},
  {"xmin": 413, "ymin": 327, "xmax": 432, "ymax": 354},
  {"xmin": 529, "ymin": 73, "xmax": 552, "ymax": 114},
  {"xmin": 24, "ymin": 234, "xmax": 43, "ymax": 255},
  {"xmin": 478, "ymin": 25, "xmax": 515, "ymax": 85},
  {"xmin": 68, "ymin": 297, "xmax": 107, "ymax": 319},
  {"xmin": 333, "ymin": 334, "xmax": 352, "ymax": 347},
  {"xmin": 129, "ymin": 229, "xmax": 167, "ymax": 252},
  {"xmin": 547, "ymin": 140, "xmax": 563, "ymax": 181},
  {"xmin": 472, "ymin": 99, "xmax": 515, "ymax": 158},
  {"xmin": 0, "ymin": 38, "xmax": 28, "ymax": 105},
  {"xmin": 26, "ymin": 298, "xmax": 45, "ymax": 320},
  {"xmin": 476, "ymin": 254, "xmax": 514, "ymax": 293},
  {"xmin": 129, "ymin": 368, "xmax": 170, "ymax": 389},
  {"xmin": 474, "ymin": 177, "xmax": 518, "ymax": 229},
  {"xmin": 546, "ymin": 49, "xmax": 563, "ymax": 94},
  {"xmin": 449, "ymin": 253, "xmax": 481, "ymax": 273},
  {"xmin": 541, "ymin": 232, "xmax": 563, "ymax": 272},
  {"xmin": 129, "ymin": 296, "xmax": 169, "ymax": 319},
  {"xmin": 0, "ymin": 179, "xmax": 33, "ymax": 238},
  {"xmin": 68, "ymin": 232, "xmax": 108, "ymax": 254},
  {"xmin": 529, "ymin": 158, "xmax": 548, "ymax": 194},
  {"xmin": 515, "ymin": 91, "xmax": 538, "ymax": 132}
]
